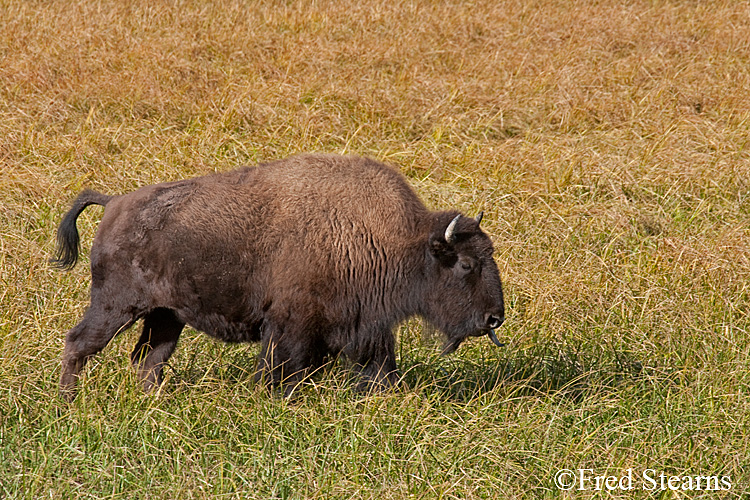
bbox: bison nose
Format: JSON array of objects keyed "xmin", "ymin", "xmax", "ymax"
[{"xmin": 485, "ymin": 314, "xmax": 504, "ymax": 330}]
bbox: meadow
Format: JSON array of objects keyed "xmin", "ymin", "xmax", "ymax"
[{"xmin": 1, "ymin": 0, "xmax": 749, "ymax": 498}]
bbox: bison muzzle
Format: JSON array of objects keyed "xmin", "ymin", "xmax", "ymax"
[{"xmin": 52, "ymin": 154, "xmax": 505, "ymax": 400}]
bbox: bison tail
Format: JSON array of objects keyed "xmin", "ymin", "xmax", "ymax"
[{"xmin": 51, "ymin": 189, "xmax": 113, "ymax": 270}]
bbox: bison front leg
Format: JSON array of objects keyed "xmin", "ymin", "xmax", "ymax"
[
  {"xmin": 352, "ymin": 330, "xmax": 401, "ymax": 393},
  {"xmin": 255, "ymin": 318, "xmax": 328, "ymax": 397},
  {"xmin": 131, "ymin": 308, "xmax": 184, "ymax": 392}
]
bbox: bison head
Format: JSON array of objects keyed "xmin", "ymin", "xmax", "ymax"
[{"xmin": 422, "ymin": 211, "xmax": 505, "ymax": 354}]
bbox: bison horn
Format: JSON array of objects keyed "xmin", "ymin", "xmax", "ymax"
[
  {"xmin": 487, "ymin": 329, "xmax": 505, "ymax": 347},
  {"xmin": 475, "ymin": 211, "xmax": 483, "ymax": 225},
  {"xmin": 444, "ymin": 214, "xmax": 461, "ymax": 244}
]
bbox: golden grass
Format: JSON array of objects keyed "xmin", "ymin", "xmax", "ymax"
[{"xmin": 2, "ymin": 0, "xmax": 750, "ymax": 498}]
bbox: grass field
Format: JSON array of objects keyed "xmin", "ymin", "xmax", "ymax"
[{"xmin": 2, "ymin": 0, "xmax": 750, "ymax": 498}]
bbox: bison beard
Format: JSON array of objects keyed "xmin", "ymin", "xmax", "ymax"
[{"xmin": 52, "ymin": 154, "xmax": 505, "ymax": 401}]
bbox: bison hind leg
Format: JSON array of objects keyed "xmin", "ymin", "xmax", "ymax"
[
  {"xmin": 131, "ymin": 308, "xmax": 184, "ymax": 392},
  {"xmin": 60, "ymin": 306, "xmax": 136, "ymax": 402}
]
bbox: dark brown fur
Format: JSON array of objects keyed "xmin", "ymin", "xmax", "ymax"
[{"xmin": 53, "ymin": 154, "xmax": 504, "ymax": 400}]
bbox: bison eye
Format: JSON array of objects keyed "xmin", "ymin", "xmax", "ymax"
[{"xmin": 455, "ymin": 257, "xmax": 478, "ymax": 276}]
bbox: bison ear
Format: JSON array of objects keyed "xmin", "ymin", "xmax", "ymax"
[{"xmin": 428, "ymin": 232, "xmax": 456, "ymax": 265}]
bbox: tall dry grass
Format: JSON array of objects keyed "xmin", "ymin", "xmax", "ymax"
[{"xmin": 2, "ymin": 0, "xmax": 750, "ymax": 498}]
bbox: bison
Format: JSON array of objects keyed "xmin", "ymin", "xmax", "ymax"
[{"xmin": 52, "ymin": 154, "xmax": 505, "ymax": 401}]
